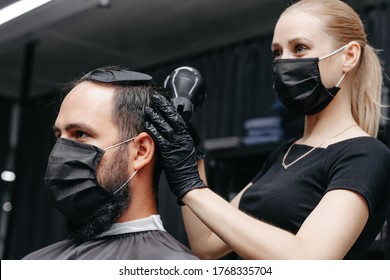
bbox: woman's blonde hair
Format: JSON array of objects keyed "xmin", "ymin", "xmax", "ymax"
[{"xmin": 284, "ymin": 0, "xmax": 384, "ymax": 137}]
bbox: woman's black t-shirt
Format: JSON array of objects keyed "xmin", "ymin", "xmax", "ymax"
[{"xmin": 239, "ymin": 136, "xmax": 390, "ymax": 259}]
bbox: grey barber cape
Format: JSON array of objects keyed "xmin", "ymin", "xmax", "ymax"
[{"xmin": 23, "ymin": 215, "xmax": 198, "ymax": 260}]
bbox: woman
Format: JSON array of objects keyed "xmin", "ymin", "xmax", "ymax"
[{"xmin": 145, "ymin": 0, "xmax": 390, "ymax": 259}]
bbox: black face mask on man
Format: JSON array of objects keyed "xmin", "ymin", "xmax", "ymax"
[
  {"xmin": 44, "ymin": 137, "xmax": 137, "ymax": 225},
  {"xmin": 272, "ymin": 45, "xmax": 347, "ymax": 115}
]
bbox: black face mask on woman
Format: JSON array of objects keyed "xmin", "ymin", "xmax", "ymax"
[
  {"xmin": 272, "ymin": 45, "xmax": 346, "ymax": 115},
  {"xmin": 44, "ymin": 137, "xmax": 137, "ymax": 225}
]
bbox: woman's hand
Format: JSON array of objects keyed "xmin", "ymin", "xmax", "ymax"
[{"xmin": 144, "ymin": 95, "xmax": 207, "ymax": 204}]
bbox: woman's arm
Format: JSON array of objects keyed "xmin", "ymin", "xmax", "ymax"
[
  {"xmin": 183, "ymin": 187, "xmax": 368, "ymax": 259},
  {"xmin": 181, "ymin": 158, "xmax": 253, "ymax": 259}
]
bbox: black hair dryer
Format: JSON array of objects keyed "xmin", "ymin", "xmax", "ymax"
[{"xmin": 164, "ymin": 66, "xmax": 206, "ymax": 123}]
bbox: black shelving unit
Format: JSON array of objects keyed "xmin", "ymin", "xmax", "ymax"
[{"xmin": 205, "ymin": 141, "xmax": 282, "ymax": 200}]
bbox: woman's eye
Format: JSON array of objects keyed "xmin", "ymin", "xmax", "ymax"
[
  {"xmin": 295, "ymin": 45, "xmax": 308, "ymax": 54},
  {"xmin": 272, "ymin": 49, "xmax": 282, "ymax": 59}
]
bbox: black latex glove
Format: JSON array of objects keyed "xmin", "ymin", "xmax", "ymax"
[
  {"xmin": 187, "ymin": 122, "xmax": 206, "ymax": 160},
  {"xmin": 144, "ymin": 95, "xmax": 207, "ymax": 204}
]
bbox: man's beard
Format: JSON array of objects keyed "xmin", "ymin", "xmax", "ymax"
[{"xmin": 67, "ymin": 145, "xmax": 131, "ymax": 243}]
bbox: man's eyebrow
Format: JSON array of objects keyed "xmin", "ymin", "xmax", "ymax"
[{"xmin": 52, "ymin": 122, "xmax": 95, "ymax": 133}]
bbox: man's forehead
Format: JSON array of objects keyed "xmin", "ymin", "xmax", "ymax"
[
  {"xmin": 66, "ymin": 80, "xmax": 115, "ymax": 99},
  {"xmin": 56, "ymin": 81, "xmax": 116, "ymax": 129}
]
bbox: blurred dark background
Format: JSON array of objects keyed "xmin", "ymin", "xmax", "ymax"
[{"xmin": 0, "ymin": 0, "xmax": 389, "ymax": 260}]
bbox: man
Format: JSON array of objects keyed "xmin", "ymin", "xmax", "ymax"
[{"xmin": 23, "ymin": 66, "xmax": 197, "ymax": 260}]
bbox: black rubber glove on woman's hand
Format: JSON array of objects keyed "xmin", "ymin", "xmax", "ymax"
[{"xmin": 144, "ymin": 95, "xmax": 207, "ymax": 204}]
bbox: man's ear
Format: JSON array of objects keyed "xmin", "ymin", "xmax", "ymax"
[
  {"xmin": 342, "ymin": 41, "xmax": 361, "ymax": 73},
  {"xmin": 131, "ymin": 132, "xmax": 155, "ymax": 171}
]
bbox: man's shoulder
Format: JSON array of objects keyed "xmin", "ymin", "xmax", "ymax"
[
  {"xmin": 107, "ymin": 230, "xmax": 199, "ymax": 260},
  {"xmin": 146, "ymin": 230, "xmax": 199, "ymax": 260},
  {"xmin": 22, "ymin": 230, "xmax": 198, "ymax": 260},
  {"xmin": 22, "ymin": 239, "xmax": 75, "ymax": 260}
]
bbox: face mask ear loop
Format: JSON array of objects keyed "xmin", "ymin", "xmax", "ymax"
[
  {"xmin": 327, "ymin": 72, "xmax": 346, "ymax": 97},
  {"xmin": 104, "ymin": 137, "xmax": 136, "ymax": 151},
  {"xmin": 113, "ymin": 170, "xmax": 138, "ymax": 195},
  {"xmin": 319, "ymin": 45, "xmax": 347, "ymax": 61},
  {"xmin": 336, "ymin": 72, "xmax": 346, "ymax": 87}
]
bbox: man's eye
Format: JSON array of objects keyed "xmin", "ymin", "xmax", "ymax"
[{"xmin": 75, "ymin": 130, "xmax": 88, "ymax": 138}]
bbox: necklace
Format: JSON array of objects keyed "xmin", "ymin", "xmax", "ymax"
[{"xmin": 282, "ymin": 124, "xmax": 358, "ymax": 170}]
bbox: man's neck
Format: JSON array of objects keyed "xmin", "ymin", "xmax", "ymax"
[
  {"xmin": 97, "ymin": 214, "xmax": 165, "ymax": 238},
  {"xmin": 116, "ymin": 183, "xmax": 158, "ymax": 222}
]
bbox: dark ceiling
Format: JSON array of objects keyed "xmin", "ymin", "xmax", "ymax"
[{"xmin": 0, "ymin": 0, "xmax": 382, "ymax": 99}]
